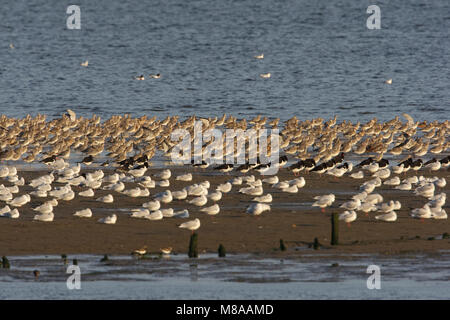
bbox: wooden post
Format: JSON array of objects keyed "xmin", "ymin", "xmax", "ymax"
[
  {"xmin": 313, "ymin": 237, "xmax": 320, "ymax": 250},
  {"xmin": 331, "ymin": 212, "xmax": 339, "ymax": 245},
  {"xmin": 188, "ymin": 233, "xmax": 198, "ymax": 258},
  {"xmin": 100, "ymin": 254, "xmax": 109, "ymax": 262},
  {"xmin": 279, "ymin": 239, "xmax": 286, "ymax": 251},
  {"xmin": 218, "ymin": 244, "xmax": 226, "ymax": 257},
  {"xmin": 73, "ymin": 258, "xmax": 78, "ymax": 266},
  {"xmin": 1, "ymin": 256, "xmax": 10, "ymax": 269}
]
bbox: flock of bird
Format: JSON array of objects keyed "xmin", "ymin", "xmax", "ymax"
[{"xmin": 0, "ymin": 111, "xmax": 448, "ymax": 248}]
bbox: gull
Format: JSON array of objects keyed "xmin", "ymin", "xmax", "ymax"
[
  {"xmin": 103, "ymin": 173, "xmax": 120, "ymax": 184},
  {"xmin": 199, "ymin": 181, "xmax": 210, "ymax": 189},
  {"xmin": 340, "ymin": 199, "xmax": 361, "ymax": 211},
  {"xmin": 358, "ymin": 202, "xmax": 378, "ymax": 214},
  {"xmin": 129, "ymin": 167, "xmax": 147, "ymax": 178},
  {"xmin": 363, "ymin": 193, "xmax": 383, "ymax": 204},
  {"xmin": 176, "ymin": 173, "xmax": 192, "ymax": 182},
  {"xmin": 246, "ymin": 203, "xmax": 271, "ymax": 215},
  {"xmin": 361, "ymin": 183, "xmax": 376, "ymax": 194},
  {"xmin": 160, "ymin": 208, "xmax": 174, "ymax": 217},
  {"xmin": 363, "ymin": 162, "xmax": 379, "ymax": 173},
  {"xmin": 200, "ymin": 204, "xmax": 220, "ymax": 216},
  {"xmin": 96, "ymin": 194, "xmax": 114, "ymax": 203},
  {"xmin": 142, "ymin": 200, "xmax": 160, "ymax": 211},
  {"xmin": 281, "ymin": 185, "xmax": 298, "ymax": 193},
  {"xmin": 350, "ymin": 171, "xmax": 364, "ymax": 179},
  {"xmin": 411, "ymin": 205, "xmax": 432, "ymax": 219},
  {"xmin": 239, "ymin": 186, "xmax": 264, "ymax": 196},
  {"xmin": 156, "ymin": 180, "xmax": 170, "ymax": 187},
  {"xmin": 372, "ymin": 168, "xmax": 390, "ymax": 179},
  {"xmin": 186, "ymin": 184, "xmax": 208, "ymax": 196},
  {"xmin": 98, "ymin": 214, "xmax": 117, "ymax": 224},
  {"xmin": 375, "ymin": 211, "xmax": 397, "ymax": 222},
  {"xmin": 385, "ymin": 78, "xmax": 392, "ymax": 85},
  {"xmin": 339, "ymin": 210, "xmax": 357, "ymax": 226},
  {"xmin": 414, "ymin": 183, "xmax": 435, "ymax": 198},
  {"xmin": 216, "ymin": 182, "xmax": 232, "ymax": 193},
  {"xmin": 8, "ymin": 194, "xmax": 31, "ymax": 207},
  {"xmin": 395, "ymin": 182, "xmax": 412, "ymax": 191},
  {"xmin": 149, "ymin": 73, "xmax": 161, "ymax": 79},
  {"xmin": 30, "ymin": 190, "xmax": 48, "ymax": 198},
  {"xmin": 34, "ymin": 212, "xmax": 54, "ymax": 222},
  {"xmin": 327, "ymin": 167, "xmax": 347, "ymax": 178},
  {"xmin": 37, "ymin": 184, "xmax": 52, "ymax": 192},
  {"xmin": 428, "ymin": 193, "xmax": 446, "ymax": 208},
  {"xmin": 81, "ymin": 60, "xmax": 88, "ymax": 67},
  {"xmin": 247, "ymin": 179, "xmax": 262, "ymax": 188},
  {"xmin": 154, "ymin": 190, "xmax": 173, "ymax": 203},
  {"xmin": 0, "ymin": 205, "xmax": 11, "ymax": 215},
  {"xmin": 172, "ymin": 189, "xmax": 188, "ymax": 200},
  {"xmin": 154, "ymin": 169, "xmax": 171, "ymax": 180},
  {"xmin": 262, "ymin": 176, "xmax": 278, "ymax": 184},
  {"xmin": 254, "ymin": 53, "xmax": 264, "ymax": 59},
  {"xmin": 403, "ymin": 176, "xmax": 419, "ymax": 184},
  {"xmin": 145, "ymin": 210, "xmax": 163, "ymax": 220},
  {"xmin": 289, "ymin": 177, "xmax": 306, "ymax": 188},
  {"xmin": 179, "ymin": 218, "xmax": 201, "ymax": 232},
  {"xmin": 33, "ymin": 202, "xmax": 54, "ymax": 214},
  {"xmin": 260, "ymin": 73, "xmax": 271, "ymax": 78},
  {"xmin": 60, "ymin": 190, "xmax": 75, "ymax": 201},
  {"xmin": 392, "ymin": 164, "xmax": 404, "ymax": 175},
  {"xmin": 384, "ymin": 177, "xmax": 401, "ymax": 186},
  {"xmin": 0, "ymin": 166, "xmax": 9, "ymax": 177},
  {"xmin": 208, "ymin": 190, "xmax": 222, "ymax": 202},
  {"xmin": 103, "ymin": 182, "xmax": 125, "ymax": 193},
  {"xmin": 123, "ymin": 187, "xmax": 143, "ymax": 197},
  {"xmin": 353, "ymin": 191, "xmax": 368, "ymax": 201},
  {"xmin": 253, "ymin": 194, "xmax": 272, "ymax": 203},
  {"xmin": 188, "ymin": 195, "xmax": 208, "ymax": 207},
  {"xmin": 173, "ymin": 209, "xmax": 189, "ymax": 218},
  {"xmin": 312, "ymin": 194, "xmax": 335, "ymax": 212},
  {"xmin": 138, "ymin": 179, "xmax": 156, "ymax": 189},
  {"xmin": 431, "ymin": 208, "xmax": 447, "ymax": 220},
  {"xmin": 272, "ymin": 181, "xmax": 290, "ymax": 189},
  {"xmin": 135, "ymin": 75, "xmax": 145, "ymax": 80},
  {"xmin": 434, "ymin": 178, "xmax": 446, "ymax": 188},
  {"xmin": 79, "ymin": 188, "xmax": 95, "ymax": 197},
  {"xmin": 378, "ymin": 201, "xmax": 396, "ymax": 213},
  {"xmin": 74, "ymin": 208, "xmax": 93, "ymax": 218},
  {"xmin": 424, "ymin": 160, "xmax": 441, "ymax": 172},
  {"xmin": 0, "ymin": 208, "xmax": 19, "ymax": 219},
  {"xmin": 230, "ymin": 177, "xmax": 243, "ymax": 185}
]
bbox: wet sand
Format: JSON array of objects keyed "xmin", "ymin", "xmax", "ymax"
[{"xmin": 0, "ymin": 166, "xmax": 449, "ymax": 256}]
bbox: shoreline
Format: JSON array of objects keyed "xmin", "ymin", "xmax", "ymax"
[{"xmin": 0, "ymin": 167, "xmax": 448, "ymax": 256}]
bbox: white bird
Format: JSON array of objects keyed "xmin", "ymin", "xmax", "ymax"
[
  {"xmin": 253, "ymin": 194, "xmax": 272, "ymax": 203},
  {"xmin": 239, "ymin": 186, "xmax": 264, "ymax": 196},
  {"xmin": 375, "ymin": 211, "xmax": 397, "ymax": 222},
  {"xmin": 262, "ymin": 176, "xmax": 278, "ymax": 184},
  {"xmin": 179, "ymin": 218, "xmax": 201, "ymax": 232},
  {"xmin": 200, "ymin": 204, "xmax": 220, "ymax": 216},
  {"xmin": 98, "ymin": 214, "xmax": 117, "ymax": 224},
  {"xmin": 122, "ymin": 187, "xmax": 143, "ymax": 197},
  {"xmin": 142, "ymin": 200, "xmax": 161, "ymax": 211},
  {"xmin": 176, "ymin": 173, "xmax": 192, "ymax": 181},
  {"xmin": 358, "ymin": 202, "xmax": 378, "ymax": 214},
  {"xmin": 246, "ymin": 203, "xmax": 271, "ymax": 215},
  {"xmin": 156, "ymin": 180, "xmax": 170, "ymax": 187},
  {"xmin": 34, "ymin": 212, "xmax": 54, "ymax": 222},
  {"xmin": 160, "ymin": 208, "xmax": 174, "ymax": 217},
  {"xmin": 272, "ymin": 181, "xmax": 290, "ymax": 189},
  {"xmin": 208, "ymin": 190, "xmax": 222, "ymax": 202},
  {"xmin": 81, "ymin": 60, "xmax": 88, "ymax": 67},
  {"xmin": 154, "ymin": 169, "xmax": 171, "ymax": 180},
  {"xmin": 154, "ymin": 190, "xmax": 173, "ymax": 203},
  {"xmin": 254, "ymin": 53, "xmax": 264, "ymax": 59},
  {"xmin": 425, "ymin": 161, "xmax": 441, "ymax": 171},
  {"xmin": 312, "ymin": 194, "xmax": 335, "ymax": 211},
  {"xmin": 230, "ymin": 177, "xmax": 243, "ymax": 185},
  {"xmin": 372, "ymin": 168, "xmax": 390, "ymax": 179},
  {"xmin": 378, "ymin": 201, "xmax": 396, "ymax": 213},
  {"xmin": 352, "ymin": 191, "xmax": 368, "ymax": 201},
  {"xmin": 74, "ymin": 208, "xmax": 93, "ymax": 218},
  {"xmin": 364, "ymin": 194, "xmax": 383, "ymax": 204},
  {"xmin": 395, "ymin": 182, "xmax": 412, "ymax": 191},
  {"xmin": 364, "ymin": 162, "xmax": 379, "ymax": 173},
  {"xmin": 186, "ymin": 184, "xmax": 208, "ymax": 196},
  {"xmin": 103, "ymin": 182, "xmax": 125, "ymax": 193},
  {"xmin": 0, "ymin": 208, "xmax": 19, "ymax": 219},
  {"xmin": 281, "ymin": 185, "xmax": 298, "ymax": 193},
  {"xmin": 414, "ymin": 183, "xmax": 435, "ymax": 198},
  {"xmin": 33, "ymin": 202, "xmax": 54, "ymax": 214},
  {"xmin": 79, "ymin": 188, "xmax": 95, "ymax": 197},
  {"xmin": 431, "ymin": 208, "xmax": 447, "ymax": 220},
  {"xmin": 129, "ymin": 167, "xmax": 147, "ymax": 178},
  {"xmin": 129, "ymin": 209, "xmax": 150, "ymax": 218},
  {"xmin": 30, "ymin": 190, "xmax": 48, "ymax": 198},
  {"xmin": 339, "ymin": 210, "xmax": 357, "ymax": 225},
  {"xmin": 260, "ymin": 72, "xmax": 271, "ymax": 78},
  {"xmin": 172, "ymin": 189, "xmax": 188, "ymax": 200},
  {"xmin": 173, "ymin": 209, "xmax": 190, "ymax": 218},
  {"xmin": 145, "ymin": 210, "xmax": 163, "ymax": 220},
  {"xmin": 8, "ymin": 194, "xmax": 31, "ymax": 207},
  {"xmin": 188, "ymin": 195, "xmax": 208, "ymax": 206},
  {"xmin": 96, "ymin": 194, "xmax": 114, "ymax": 203},
  {"xmin": 0, "ymin": 205, "xmax": 11, "ymax": 215},
  {"xmin": 384, "ymin": 176, "xmax": 401, "ymax": 186},
  {"xmin": 289, "ymin": 177, "xmax": 306, "ymax": 188},
  {"xmin": 216, "ymin": 182, "xmax": 232, "ymax": 193},
  {"xmin": 340, "ymin": 199, "xmax": 361, "ymax": 211},
  {"xmin": 392, "ymin": 164, "xmax": 404, "ymax": 175},
  {"xmin": 411, "ymin": 205, "xmax": 432, "ymax": 219},
  {"xmin": 434, "ymin": 178, "xmax": 446, "ymax": 188},
  {"xmin": 403, "ymin": 176, "xmax": 419, "ymax": 185}
]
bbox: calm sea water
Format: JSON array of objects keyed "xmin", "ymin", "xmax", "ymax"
[{"xmin": 0, "ymin": 0, "xmax": 448, "ymax": 122}]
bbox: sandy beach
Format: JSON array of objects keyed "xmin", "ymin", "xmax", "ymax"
[{"xmin": 0, "ymin": 166, "xmax": 448, "ymax": 257}]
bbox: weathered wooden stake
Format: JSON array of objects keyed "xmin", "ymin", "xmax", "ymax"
[
  {"xmin": 218, "ymin": 244, "xmax": 226, "ymax": 257},
  {"xmin": 313, "ymin": 237, "xmax": 320, "ymax": 250},
  {"xmin": 279, "ymin": 239, "xmax": 286, "ymax": 251},
  {"xmin": 188, "ymin": 233, "xmax": 198, "ymax": 258},
  {"xmin": 100, "ymin": 254, "xmax": 109, "ymax": 262},
  {"xmin": 1, "ymin": 256, "xmax": 10, "ymax": 268},
  {"xmin": 73, "ymin": 258, "xmax": 78, "ymax": 266},
  {"xmin": 331, "ymin": 212, "xmax": 339, "ymax": 245}
]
